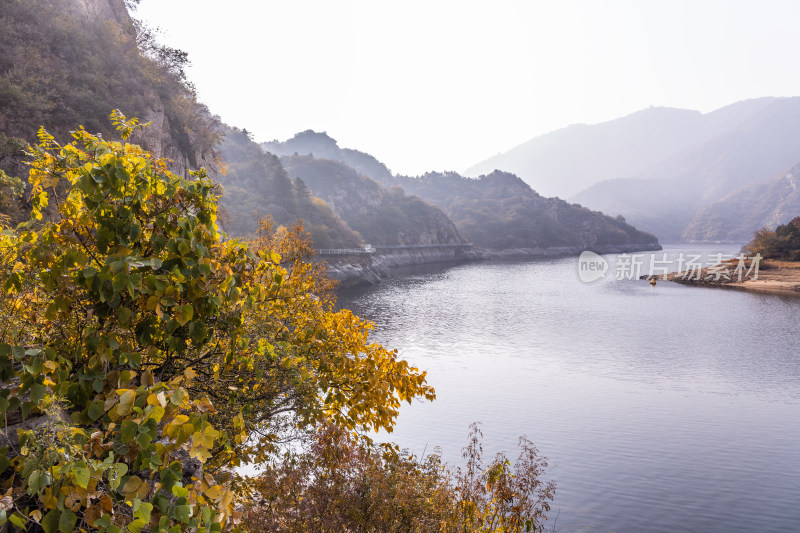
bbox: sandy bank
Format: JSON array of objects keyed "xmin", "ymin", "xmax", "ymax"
[{"xmin": 667, "ymin": 259, "xmax": 800, "ymax": 297}]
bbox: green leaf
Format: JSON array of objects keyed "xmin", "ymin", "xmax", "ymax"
[
  {"xmin": 11, "ymin": 346, "xmax": 24, "ymax": 360},
  {"xmin": 91, "ymin": 513, "xmax": 111, "ymax": 529},
  {"xmin": 174, "ymin": 504, "xmax": 191, "ymax": 523},
  {"xmin": 133, "ymin": 501, "xmax": 153, "ymax": 522},
  {"xmin": 178, "ymin": 240, "xmax": 191, "ymax": 256},
  {"xmin": 176, "ymin": 304, "xmax": 193, "ymax": 326},
  {"xmin": 9, "ymin": 512, "xmax": 27, "ymax": 529},
  {"xmin": 201, "ymin": 506, "xmax": 213, "ymax": 524},
  {"xmin": 72, "ymin": 464, "xmax": 90, "ymax": 489},
  {"xmin": 120, "ymin": 420, "xmax": 138, "ymax": 443},
  {"xmin": 41, "ymin": 509, "xmax": 60, "ymax": 533},
  {"xmin": 30, "ymin": 382, "xmax": 46, "ymax": 404},
  {"xmin": 108, "ymin": 463, "xmax": 128, "ymax": 491},
  {"xmin": 28, "ymin": 470, "xmax": 44, "ymax": 495},
  {"xmin": 128, "ymin": 518, "xmax": 148, "ymax": 533},
  {"xmin": 112, "ymin": 271, "xmax": 128, "ymax": 292},
  {"xmin": 171, "ymin": 484, "xmax": 189, "ymax": 498},
  {"xmin": 117, "ymin": 306, "xmax": 132, "ymax": 325},
  {"xmin": 58, "ymin": 508, "xmax": 77, "ymax": 532},
  {"xmin": 88, "ymin": 400, "xmax": 105, "ymax": 421}
]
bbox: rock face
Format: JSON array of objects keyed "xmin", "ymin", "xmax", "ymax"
[
  {"xmin": 130, "ymin": 93, "xmax": 219, "ymax": 176},
  {"xmin": 0, "ymin": 0, "xmax": 219, "ymax": 181},
  {"xmin": 68, "ymin": 0, "xmax": 133, "ymax": 28}
]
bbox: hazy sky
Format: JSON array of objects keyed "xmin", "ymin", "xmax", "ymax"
[{"xmin": 134, "ymin": 0, "xmax": 800, "ymax": 176}]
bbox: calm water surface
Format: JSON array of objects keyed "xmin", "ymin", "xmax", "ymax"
[{"xmin": 337, "ymin": 245, "xmax": 800, "ymax": 533}]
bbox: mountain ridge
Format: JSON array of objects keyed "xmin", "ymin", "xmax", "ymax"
[
  {"xmin": 263, "ymin": 131, "xmax": 660, "ymax": 252},
  {"xmin": 466, "ymin": 97, "xmax": 800, "ymax": 242}
]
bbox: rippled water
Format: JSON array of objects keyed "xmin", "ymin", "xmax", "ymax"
[{"xmin": 337, "ymin": 245, "xmax": 800, "ymax": 533}]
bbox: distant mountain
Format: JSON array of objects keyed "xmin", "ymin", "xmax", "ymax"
[
  {"xmin": 466, "ymin": 98, "xmax": 782, "ymax": 199},
  {"xmin": 468, "ymin": 97, "xmax": 800, "ymax": 242},
  {"xmin": 682, "ymin": 163, "xmax": 800, "ymax": 242},
  {"xmin": 264, "ymin": 131, "xmax": 660, "ymax": 252},
  {"xmin": 263, "ymin": 131, "xmax": 464, "ymax": 246},
  {"xmin": 386, "ymin": 171, "xmax": 660, "ymax": 251},
  {"xmin": 572, "ymin": 98, "xmax": 800, "ymax": 241}
]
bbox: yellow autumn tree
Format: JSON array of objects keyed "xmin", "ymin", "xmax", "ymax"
[{"xmin": 0, "ymin": 112, "xmax": 434, "ymax": 532}]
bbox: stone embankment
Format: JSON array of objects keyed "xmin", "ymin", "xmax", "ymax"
[{"xmin": 322, "ymin": 242, "xmax": 662, "ymax": 287}]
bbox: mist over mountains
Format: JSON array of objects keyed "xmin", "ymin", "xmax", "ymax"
[
  {"xmin": 9, "ymin": 0, "xmax": 794, "ymax": 248},
  {"xmin": 264, "ymin": 132, "xmax": 659, "ymax": 251},
  {"xmin": 0, "ymin": 0, "xmax": 659, "ymax": 255},
  {"xmin": 468, "ymin": 97, "xmax": 800, "ymax": 242}
]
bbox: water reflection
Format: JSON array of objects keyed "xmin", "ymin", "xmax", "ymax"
[{"xmin": 337, "ymin": 245, "xmax": 800, "ymax": 533}]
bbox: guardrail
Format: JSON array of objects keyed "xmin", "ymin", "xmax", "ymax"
[
  {"xmin": 316, "ymin": 248, "xmax": 374, "ymax": 255},
  {"xmin": 372, "ymin": 243, "xmax": 473, "ymax": 250},
  {"xmin": 317, "ymin": 243, "xmax": 473, "ymax": 256}
]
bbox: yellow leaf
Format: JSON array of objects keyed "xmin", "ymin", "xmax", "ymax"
[
  {"xmin": 205, "ymin": 485, "xmax": 224, "ymax": 500},
  {"xmin": 116, "ymin": 389, "xmax": 135, "ymax": 416},
  {"xmin": 121, "ymin": 476, "xmax": 142, "ymax": 498},
  {"xmin": 41, "ymin": 489, "xmax": 58, "ymax": 509}
]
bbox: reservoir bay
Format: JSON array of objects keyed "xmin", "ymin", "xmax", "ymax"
[{"xmin": 337, "ymin": 244, "xmax": 800, "ymax": 533}]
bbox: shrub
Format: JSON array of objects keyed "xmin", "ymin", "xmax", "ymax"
[
  {"xmin": 244, "ymin": 423, "xmax": 556, "ymax": 533},
  {"xmin": 0, "ymin": 113, "xmax": 434, "ymax": 531}
]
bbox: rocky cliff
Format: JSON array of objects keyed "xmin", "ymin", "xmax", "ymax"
[{"xmin": 0, "ymin": 0, "xmax": 219, "ymax": 186}]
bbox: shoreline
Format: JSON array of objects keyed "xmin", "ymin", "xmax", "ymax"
[
  {"xmin": 325, "ymin": 242, "xmax": 663, "ymax": 288},
  {"xmin": 666, "ymin": 259, "xmax": 800, "ymax": 297}
]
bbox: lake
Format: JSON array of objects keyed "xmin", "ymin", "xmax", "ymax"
[{"xmin": 337, "ymin": 244, "xmax": 800, "ymax": 533}]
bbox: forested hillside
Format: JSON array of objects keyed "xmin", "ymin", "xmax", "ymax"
[
  {"xmin": 217, "ymin": 128, "xmax": 362, "ymax": 246},
  {"xmin": 263, "ymin": 130, "xmax": 393, "ymax": 182},
  {"xmin": 280, "ymin": 155, "xmax": 464, "ymax": 246},
  {"xmin": 391, "ymin": 171, "xmax": 660, "ymax": 250},
  {"xmin": 265, "ymin": 130, "xmax": 659, "ymax": 251}
]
